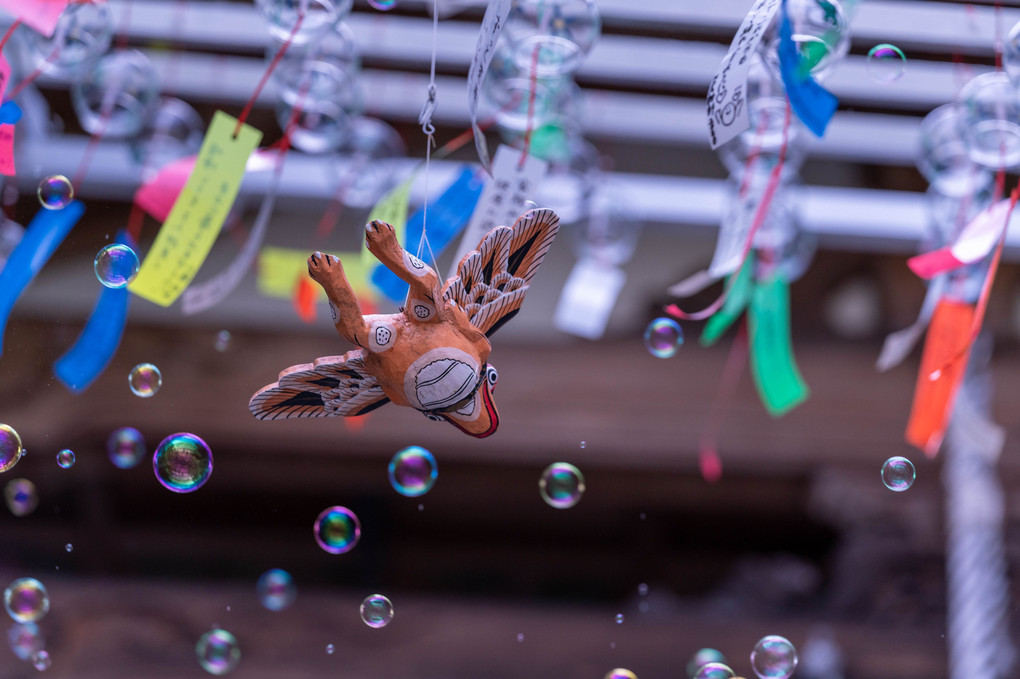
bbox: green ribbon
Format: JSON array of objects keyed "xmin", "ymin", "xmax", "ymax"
[{"xmin": 748, "ymin": 275, "xmax": 809, "ymax": 416}]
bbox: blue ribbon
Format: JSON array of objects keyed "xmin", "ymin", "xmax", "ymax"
[
  {"xmin": 54, "ymin": 230, "xmax": 134, "ymax": 393},
  {"xmin": 0, "ymin": 101, "xmax": 22, "ymax": 125},
  {"xmin": 0, "ymin": 200, "xmax": 85, "ymax": 357},
  {"xmin": 777, "ymin": 0, "xmax": 838, "ymax": 138},
  {"xmin": 371, "ymin": 166, "xmax": 485, "ymax": 304}
]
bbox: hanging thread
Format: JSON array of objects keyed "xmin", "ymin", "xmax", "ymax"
[{"xmin": 416, "ymin": 0, "xmax": 441, "ymax": 270}]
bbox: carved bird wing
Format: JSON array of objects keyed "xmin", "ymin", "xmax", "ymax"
[
  {"xmin": 248, "ymin": 349, "xmax": 390, "ymax": 420},
  {"xmin": 442, "ymin": 207, "xmax": 560, "ymax": 337}
]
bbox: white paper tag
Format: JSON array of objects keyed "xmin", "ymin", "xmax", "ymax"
[
  {"xmin": 554, "ymin": 259, "xmax": 626, "ymax": 340},
  {"xmin": 705, "ymin": 0, "xmax": 781, "ymax": 150},
  {"xmin": 467, "ymin": 0, "xmax": 512, "ymax": 172},
  {"xmin": 876, "ymin": 275, "xmax": 946, "ymax": 372},
  {"xmin": 180, "ymin": 165, "xmax": 282, "ymax": 315},
  {"xmin": 668, "ymin": 269, "xmax": 719, "ymax": 298},
  {"xmin": 448, "ymin": 144, "xmax": 548, "ymax": 277}
]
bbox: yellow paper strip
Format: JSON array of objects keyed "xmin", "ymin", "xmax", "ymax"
[
  {"xmin": 257, "ymin": 247, "xmax": 370, "ymax": 300},
  {"xmin": 129, "ymin": 111, "xmax": 262, "ymax": 306}
]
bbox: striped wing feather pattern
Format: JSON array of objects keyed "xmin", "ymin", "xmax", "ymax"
[
  {"xmin": 443, "ymin": 208, "xmax": 560, "ymax": 337},
  {"xmin": 248, "ymin": 349, "xmax": 390, "ymax": 420}
]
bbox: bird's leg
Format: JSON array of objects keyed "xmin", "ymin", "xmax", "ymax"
[
  {"xmin": 307, "ymin": 252, "xmax": 369, "ymax": 347},
  {"xmin": 365, "ymin": 220, "xmax": 442, "ymax": 306}
]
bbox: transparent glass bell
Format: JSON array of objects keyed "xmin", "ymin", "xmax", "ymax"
[
  {"xmin": 70, "ymin": 50, "xmax": 160, "ymax": 138},
  {"xmin": 276, "ymin": 62, "xmax": 363, "ymax": 154},
  {"xmin": 19, "ymin": 1, "xmax": 112, "ymax": 79},
  {"xmin": 130, "ymin": 98, "xmax": 205, "ymax": 178},
  {"xmin": 504, "ymin": 0, "xmax": 601, "ymax": 77},
  {"xmin": 956, "ymin": 72, "xmax": 1020, "ymax": 170},
  {"xmin": 334, "ymin": 117, "xmax": 407, "ymax": 208},
  {"xmin": 917, "ymin": 103, "xmax": 993, "ymax": 198},
  {"xmin": 1004, "ymin": 20, "xmax": 1020, "ymax": 87},
  {"xmin": 255, "ymin": 0, "xmax": 352, "ymax": 45},
  {"xmin": 758, "ymin": 0, "xmax": 850, "ymax": 82}
]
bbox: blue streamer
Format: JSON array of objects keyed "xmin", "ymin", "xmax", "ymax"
[
  {"xmin": 777, "ymin": 0, "xmax": 838, "ymax": 138},
  {"xmin": 371, "ymin": 166, "xmax": 485, "ymax": 304},
  {"xmin": 0, "ymin": 200, "xmax": 85, "ymax": 357},
  {"xmin": 54, "ymin": 230, "xmax": 134, "ymax": 393},
  {"xmin": 0, "ymin": 101, "xmax": 22, "ymax": 125}
]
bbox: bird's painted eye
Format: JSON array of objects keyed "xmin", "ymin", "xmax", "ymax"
[
  {"xmin": 423, "ymin": 412, "xmax": 443, "ymax": 422},
  {"xmin": 485, "ymin": 365, "xmax": 498, "ymax": 387}
]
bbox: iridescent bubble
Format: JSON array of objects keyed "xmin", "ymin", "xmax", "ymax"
[
  {"xmin": 388, "ymin": 446, "xmax": 437, "ymax": 497},
  {"xmin": 539, "ymin": 462, "xmax": 585, "ymax": 509},
  {"xmin": 517, "ymin": 633, "xmax": 524, "ymax": 642},
  {"xmin": 866, "ymin": 44, "xmax": 906, "ymax": 83},
  {"xmin": 4, "ymin": 579, "xmax": 50, "ymax": 623},
  {"xmin": 750, "ymin": 635, "xmax": 798, "ymax": 679},
  {"xmin": 579, "ymin": 440, "xmax": 587, "ymax": 449},
  {"xmin": 153, "ymin": 433, "xmax": 213, "ymax": 493},
  {"xmin": 256, "ymin": 569, "xmax": 296, "ymax": 612},
  {"xmin": 359, "ymin": 594, "xmax": 394, "ymax": 628},
  {"xmin": 94, "ymin": 244, "xmax": 140, "ymax": 289},
  {"xmin": 688, "ymin": 648, "xmax": 728, "ymax": 678},
  {"xmin": 37, "ymin": 176, "xmax": 73, "ymax": 210},
  {"xmin": 615, "ymin": 613, "xmax": 624, "ymax": 624},
  {"xmin": 214, "ymin": 330, "xmax": 232, "ymax": 352},
  {"xmin": 881, "ymin": 456, "xmax": 915, "ymax": 492},
  {"xmin": 65, "ymin": 544, "xmax": 72, "ymax": 553},
  {"xmin": 367, "ymin": 0, "xmax": 397, "ymax": 9},
  {"xmin": 32, "ymin": 649, "xmax": 51, "ymax": 671},
  {"xmin": 313, "ymin": 506, "xmax": 361, "ymax": 554},
  {"xmin": 7, "ymin": 622, "xmax": 44, "ymax": 661},
  {"xmin": 605, "ymin": 670, "xmax": 637, "ymax": 679},
  {"xmin": 129, "ymin": 363, "xmax": 162, "ymax": 398},
  {"xmin": 107, "ymin": 427, "xmax": 145, "ymax": 469},
  {"xmin": 325, "ymin": 643, "xmax": 334, "ymax": 655},
  {"xmin": 56, "ymin": 449, "xmax": 75, "ymax": 469},
  {"xmin": 644, "ymin": 317, "xmax": 684, "ymax": 358},
  {"xmin": 0, "ymin": 424, "xmax": 24, "ymax": 472},
  {"xmin": 196, "ymin": 628, "xmax": 240, "ymax": 675},
  {"xmin": 695, "ymin": 663, "xmax": 735, "ymax": 679},
  {"xmin": 5, "ymin": 479, "xmax": 38, "ymax": 517}
]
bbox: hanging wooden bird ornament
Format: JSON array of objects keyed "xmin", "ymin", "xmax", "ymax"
[{"xmin": 249, "ymin": 208, "xmax": 560, "ymax": 437}]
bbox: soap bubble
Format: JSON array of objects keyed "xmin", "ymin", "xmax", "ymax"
[
  {"xmin": 368, "ymin": 0, "xmax": 397, "ymax": 9},
  {"xmin": 37, "ymin": 176, "xmax": 73, "ymax": 210},
  {"xmin": 196, "ymin": 628, "xmax": 240, "ymax": 675},
  {"xmin": 615, "ymin": 613, "xmax": 624, "ymax": 624},
  {"xmin": 5, "ymin": 479, "xmax": 38, "ymax": 517},
  {"xmin": 751, "ymin": 635, "xmax": 798, "ymax": 679},
  {"xmin": 539, "ymin": 462, "xmax": 585, "ymax": 509},
  {"xmin": 65, "ymin": 543, "xmax": 72, "ymax": 553},
  {"xmin": 256, "ymin": 569, "xmax": 296, "ymax": 611},
  {"xmin": 71, "ymin": 50, "xmax": 160, "ymax": 138},
  {"xmin": 20, "ymin": 1, "xmax": 113, "ymax": 79},
  {"xmin": 388, "ymin": 446, "xmax": 437, "ymax": 497},
  {"xmin": 153, "ymin": 433, "xmax": 213, "ymax": 493},
  {"xmin": 326, "ymin": 643, "xmax": 334, "ymax": 654},
  {"xmin": 759, "ymin": 0, "xmax": 849, "ymax": 82},
  {"xmin": 688, "ymin": 649, "xmax": 728, "ymax": 678},
  {"xmin": 504, "ymin": 0, "xmax": 602, "ymax": 77},
  {"xmin": 214, "ymin": 330, "xmax": 232, "ymax": 352},
  {"xmin": 0, "ymin": 424, "xmax": 24, "ymax": 472},
  {"xmin": 32, "ymin": 649, "xmax": 52, "ymax": 671},
  {"xmin": 255, "ymin": 0, "xmax": 352, "ymax": 45},
  {"xmin": 4, "ymin": 579, "xmax": 50, "ymax": 623},
  {"xmin": 695, "ymin": 663, "xmax": 735, "ymax": 679},
  {"xmin": 128, "ymin": 363, "xmax": 162, "ymax": 398},
  {"xmin": 94, "ymin": 243, "xmax": 140, "ymax": 289},
  {"xmin": 56, "ymin": 450, "xmax": 75, "ymax": 469},
  {"xmin": 107, "ymin": 427, "xmax": 146, "ymax": 469},
  {"xmin": 360, "ymin": 594, "xmax": 394, "ymax": 628},
  {"xmin": 605, "ymin": 671, "xmax": 637, "ymax": 679},
  {"xmin": 866, "ymin": 44, "xmax": 906, "ymax": 83},
  {"xmin": 644, "ymin": 318, "xmax": 683, "ymax": 358},
  {"xmin": 7, "ymin": 622, "xmax": 44, "ymax": 661},
  {"xmin": 881, "ymin": 456, "xmax": 915, "ymax": 492},
  {"xmin": 957, "ymin": 72, "xmax": 1020, "ymax": 169},
  {"xmin": 313, "ymin": 506, "xmax": 361, "ymax": 554}
]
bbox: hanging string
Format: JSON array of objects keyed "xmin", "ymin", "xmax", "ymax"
[
  {"xmin": 0, "ymin": 20, "xmax": 20, "ymax": 53},
  {"xmin": 416, "ymin": 0, "xmax": 440, "ymax": 270},
  {"xmin": 697, "ymin": 318, "xmax": 749, "ymax": 484},
  {"xmin": 234, "ymin": 12, "xmax": 305, "ymax": 138}
]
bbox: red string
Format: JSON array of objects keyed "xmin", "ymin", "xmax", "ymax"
[
  {"xmin": 697, "ymin": 318, "xmax": 749, "ymax": 484},
  {"xmin": 234, "ymin": 13, "xmax": 304, "ymax": 138},
  {"xmin": 517, "ymin": 43, "xmax": 541, "ymax": 171},
  {"xmin": 0, "ymin": 19, "xmax": 20, "ymax": 53},
  {"xmin": 665, "ymin": 101, "xmax": 792, "ymax": 322}
]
